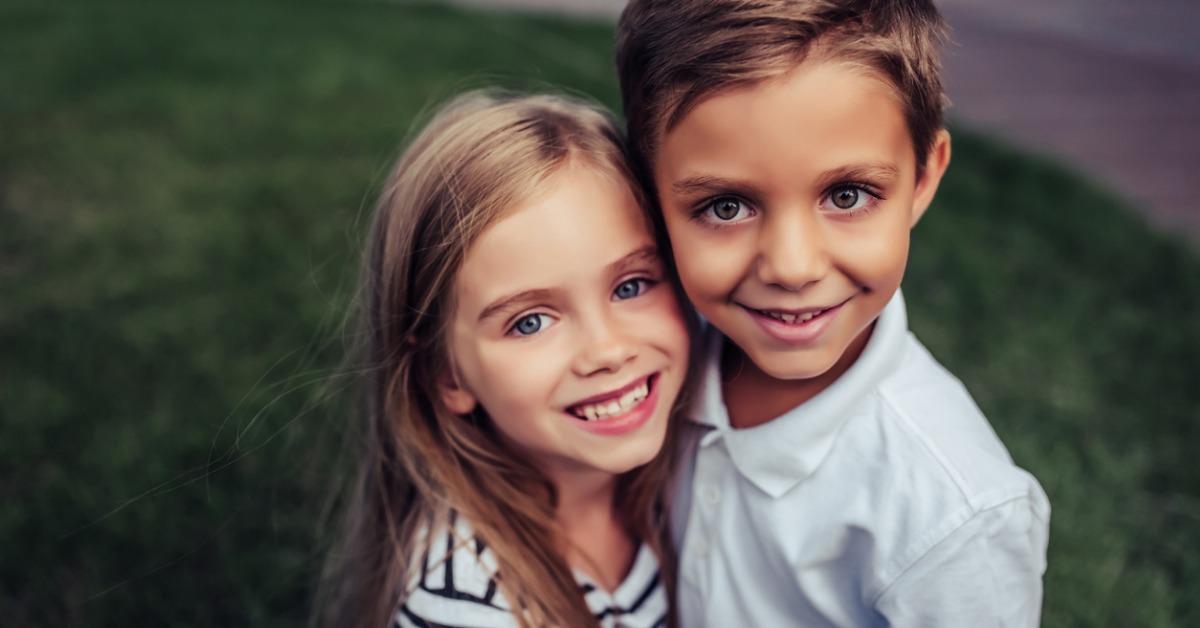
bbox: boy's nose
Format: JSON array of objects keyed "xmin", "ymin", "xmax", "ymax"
[
  {"xmin": 572, "ymin": 312, "xmax": 638, "ymax": 377},
  {"xmin": 754, "ymin": 210, "xmax": 831, "ymax": 291}
]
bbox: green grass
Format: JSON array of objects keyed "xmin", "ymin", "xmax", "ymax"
[{"xmin": 1, "ymin": 0, "xmax": 1197, "ymax": 626}]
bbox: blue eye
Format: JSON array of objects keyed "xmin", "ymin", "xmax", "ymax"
[
  {"xmin": 510, "ymin": 313, "xmax": 549, "ymax": 336},
  {"xmin": 614, "ymin": 278, "xmax": 650, "ymax": 300}
]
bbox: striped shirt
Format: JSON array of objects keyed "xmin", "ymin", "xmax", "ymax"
[{"xmin": 394, "ymin": 515, "xmax": 667, "ymax": 628}]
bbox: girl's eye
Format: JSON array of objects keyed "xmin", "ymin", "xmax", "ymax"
[
  {"xmin": 822, "ymin": 184, "xmax": 880, "ymax": 213},
  {"xmin": 696, "ymin": 196, "xmax": 754, "ymax": 224},
  {"xmin": 509, "ymin": 313, "xmax": 550, "ymax": 337},
  {"xmin": 613, "ymin": 278, "xmax": 652, "ymax": 300}
]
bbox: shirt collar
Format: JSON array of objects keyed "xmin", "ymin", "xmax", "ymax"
[{"xmin": 692, "ymin": 290, "xmax": 910, "ymax": 498}]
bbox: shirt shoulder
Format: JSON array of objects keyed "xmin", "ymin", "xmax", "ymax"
[
  {"xmin": 866, "ymin": 334, "xmax": 1050, "ymax": 584},
  {"xmin": 876, "ymin": 334, "xmax": 1042, "ymax": 505},
  {"xmin": 395, "ymin": 516, "xmax": 516, "ymax": 628}
]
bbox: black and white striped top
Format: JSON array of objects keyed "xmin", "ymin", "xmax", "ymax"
[{"xmin": 394, "ymin": 515, "xmax": 668, "ymax": 628}]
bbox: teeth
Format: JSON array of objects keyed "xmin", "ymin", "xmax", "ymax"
[
  {"xmin": 764, "ymin": 309, "xmax": 820, "ymax": 324},
  {"xmin": 571, "ymin": 381, "xmax": 651, "ymax": 421}
]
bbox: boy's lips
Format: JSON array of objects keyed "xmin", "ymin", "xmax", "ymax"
[{"xmin": 738, "ymin": 297, "xmax": 851, "ymax": 344}]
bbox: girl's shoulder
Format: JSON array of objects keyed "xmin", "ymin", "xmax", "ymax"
[
  {"xmin": 393, "ymin": 512, "xmax": 670, "ymax": 628},
  {"xmin": 394, "ymin": 514, "xmax": 517, "ymax": 628}
]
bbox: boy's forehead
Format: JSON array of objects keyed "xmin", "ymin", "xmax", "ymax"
[
  {"xmin": 666, "ymin": 59, "xmax": 900, "ymax": 130},
  {"xmin": 654, "ymin": 60, "xmax": 914, "ymax": 180}
]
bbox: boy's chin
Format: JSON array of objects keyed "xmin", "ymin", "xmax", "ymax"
[{"xmin": 747, "ymin": 346, "xmax": 843, "ymax": 382}]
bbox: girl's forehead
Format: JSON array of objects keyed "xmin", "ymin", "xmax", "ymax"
[{"xmin": 454, "ymin": 164, "xmax": 655, "ymax": 313}]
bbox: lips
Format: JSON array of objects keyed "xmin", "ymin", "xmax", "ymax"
[
  {"xmin": 565, "ymin": 374, "xmax": 656, "ymax": 422},
  {"xmin": 752, "ymin": 306, "xmax": 828, "ymax": 324},
  {"xmin": 738, "ymin": 297, "xmax": 851, "ymax": 344},
  {"xmin": 742, "ymin": 296, "xmax": 851, "ymax": 326}
]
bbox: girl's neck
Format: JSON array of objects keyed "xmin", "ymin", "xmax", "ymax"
[{"xmin": 550, "ymin": 467, "xmax": 637, "ymax": 593}]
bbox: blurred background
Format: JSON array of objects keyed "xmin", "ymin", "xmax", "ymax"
[{"xmin": 1, "ymin": 0, "xmax": 1197, "ymax": 626}]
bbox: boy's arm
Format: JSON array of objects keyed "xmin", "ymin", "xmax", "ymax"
[{"xmin": 873, "ymin": 491, "xmax": 1050, "ymax": 628}]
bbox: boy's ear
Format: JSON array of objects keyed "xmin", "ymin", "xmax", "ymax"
[
  {"xmin": 910, "ymin": 129, "xmax": 952, "ymax": 228},
  {"xmin": 438, "ymin": 368, "xmax": 477, "ymax": 415}
]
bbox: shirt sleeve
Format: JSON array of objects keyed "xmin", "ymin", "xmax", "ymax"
[{"xmin": 873, "ymin": 492, "xmax": 1051, "ymax": 628}]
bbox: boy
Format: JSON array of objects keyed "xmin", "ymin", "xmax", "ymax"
[{"xmin": 616, "ymin": 1, "xmax": 1050, "ymax": 626}]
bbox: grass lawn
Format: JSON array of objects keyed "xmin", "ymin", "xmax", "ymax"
[{"xmin": 1, "ymin": 0, "xmax": 1197, "ymax": 626}]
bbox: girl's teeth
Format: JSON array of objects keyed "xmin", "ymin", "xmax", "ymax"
[{"xmin": 573, "ymin": 380, "xmax": 651, "ymax": 422}]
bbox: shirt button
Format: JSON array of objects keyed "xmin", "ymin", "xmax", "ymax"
[
  {"xmin": 701, "ymin": 484, "xmax": 720, "ymax": 507},
  {"xmin": 693, "ymin": 537, "xmax": 708, "ymax": 556}
]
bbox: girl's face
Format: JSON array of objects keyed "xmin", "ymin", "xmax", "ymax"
[{"xmin": 442, "ymin": 161, "xmax": 689, "ymax": 483}]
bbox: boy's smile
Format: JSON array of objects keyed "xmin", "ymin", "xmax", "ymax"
[{"xmin": 654, "ymin": 58, "xmax": 949, "ymax": 392}]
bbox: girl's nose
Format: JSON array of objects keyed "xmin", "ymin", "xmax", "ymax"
[{"xmin": 572, "ymin": 313, "xmax": 638, "ymax": 377}]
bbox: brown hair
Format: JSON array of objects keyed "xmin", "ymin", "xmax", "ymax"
[
  {"xmin": 312, "ymin": 90, "xmax": 682, "ymax": 628},
  {"xmin": 616, "ymin": 0, "xmax": 949, "ymax": 176}
]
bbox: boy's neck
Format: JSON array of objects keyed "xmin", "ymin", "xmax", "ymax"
[{"xmin": 721, "ymin": 321, "xmax": 875, "ymax": 430}]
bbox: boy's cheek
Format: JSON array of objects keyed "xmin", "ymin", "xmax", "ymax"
[{"xmin": 670, "ymin": 234, "xmax": 745, "ymax": 304}]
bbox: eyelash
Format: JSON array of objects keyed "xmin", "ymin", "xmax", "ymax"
[
  {"xmin": 613, "ymin": 276, "xmax": 657, "ymax": 300},
  {"xmin": 503, "ymin": 275, "xmax": 659, "ymax": 337},
  {"xmin": 690, "ymin": 181, "xmax": 886, "ymax": 227},
  {"xmin": 691, "ymin": 196, "xmax": 756, "ymax": 228},
  {"xmin": 822, "ymin": 182, "xmax": 885, "ymax": 216},
  {"xmin": 507, "ymin": 312, "xmax": 552, "ymax": 337}
]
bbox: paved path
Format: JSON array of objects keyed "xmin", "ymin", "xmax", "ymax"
[
  {"xmin": 450, "ymin": 0, "xmax": 1200, "ymax": 242},
  {"xmin": 937, "ymin": 0, "xmax": 1200, "ymax": 241}
]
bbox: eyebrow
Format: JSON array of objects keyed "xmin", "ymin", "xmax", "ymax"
[
  {"xmin": 610, "ymin": 244, "xmax": 661, "ymax": 276},
  {"xmin": 814, "ymin": 163, "xmax": 900, "ymax": 190},
  {"xmin": 671, "ymin": 163, "xmax": 901, "ymax": 198},
  {"xmin": 476, "ymin": 244, "xmax": 661, "ymax": 324},
  {"xmin": 671, "ymin": 175, "xmax": 761, "ymax": 198},
  {"xmin": 478, "ymin": 288, "xmax": 554, "ymax": 324}
]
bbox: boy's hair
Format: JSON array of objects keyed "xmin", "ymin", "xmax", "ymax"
[{"xmin": 616, "ymin": 0, "xmax": 949, "ymax": 174}]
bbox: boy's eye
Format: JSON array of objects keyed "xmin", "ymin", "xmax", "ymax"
[
  {"xmin": 697, "ymin": 196, "xmax": 754, "ymax": 224},
  {"xmin": 509, "ymin": 313, "xmax": 550, "ymax": 337},
  {"xmin": 613, "ymin": 278, "xmax": 652, "ymax": 300},
  {"xmin": 822, "ymin": 184, "xmax": 880, "ymax": 213},
  {"xmin": 831, "ymin": 186, "xmax": 861, "ymax": 209}
]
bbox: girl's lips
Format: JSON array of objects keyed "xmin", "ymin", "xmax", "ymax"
[
  {"xmin": 741, "ymin": 299, "xmax": 848, "ymax": 345},
  {"xmin": 566, "ymin": 373, "xmax": 661, "ymax": 436},
  {"xmin": 566, "ymin": 374, "xmax": 651, "ymax": 410}
]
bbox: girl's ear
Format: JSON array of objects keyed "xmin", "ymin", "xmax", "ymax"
[{"xmin": 438, "ymin": 369, "xmax": 477, "ymax": 415}]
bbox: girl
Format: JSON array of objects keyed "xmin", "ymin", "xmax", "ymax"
[{"xmin": 317, "ymin": 91, "xmax": 691, "ymax": 628}]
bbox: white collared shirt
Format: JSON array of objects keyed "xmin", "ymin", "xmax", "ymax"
[{"xmin": 674, "ymin": 292, "xmax": 1051, "ymax": 627}]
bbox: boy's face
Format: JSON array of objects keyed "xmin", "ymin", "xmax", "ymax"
[{"xmin": 653, "ymin": 59, "xmax": 949, "ymax": 381}]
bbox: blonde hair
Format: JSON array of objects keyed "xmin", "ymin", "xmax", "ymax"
[
  {"xmin": 616, "ymin": 0, "xmax": 949, "ymax": 174},
  {"xmin": 314, "ymin": 90, "xmax": 682, "ymax": 628}
]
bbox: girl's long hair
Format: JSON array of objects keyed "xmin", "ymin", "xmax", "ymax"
[{"xmin": 314, "ymin": 91, "xmax": 686, "ymax": 628}]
